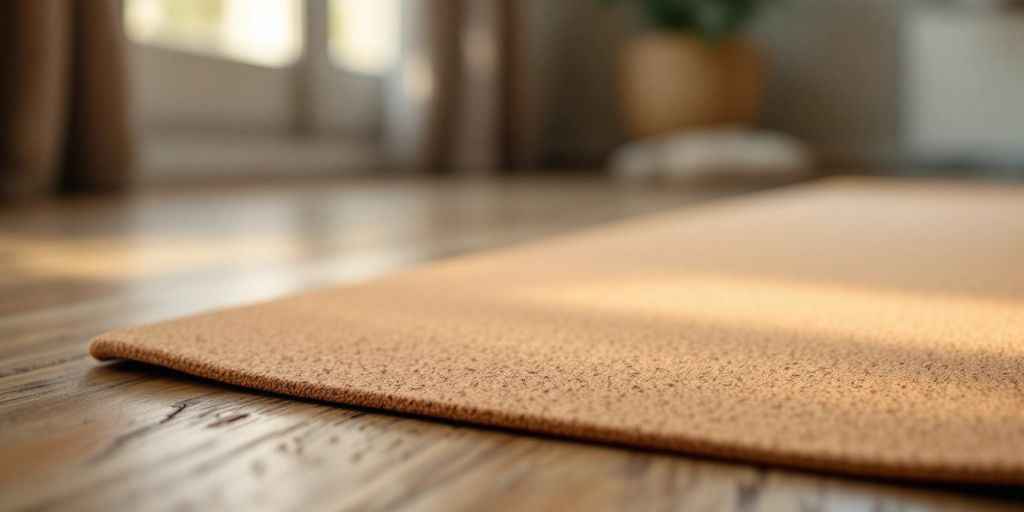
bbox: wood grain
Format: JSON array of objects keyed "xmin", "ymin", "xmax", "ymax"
[{"xmin": 1, "ymin": 175, "xmax": 1021, "ymax": 512}]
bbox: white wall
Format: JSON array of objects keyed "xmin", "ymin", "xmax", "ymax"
[
  {"xmin": 749, "ymin": 0, "xmax": 909, "ymax": 168},
  {"xmin": 905, "ymin": 5, "xmax": 1024, "ymax": 168}
]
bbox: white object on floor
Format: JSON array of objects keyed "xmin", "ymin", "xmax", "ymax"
[{"xmin": 610, "ymin": 128, "xmax": 814, "ymax": 182}]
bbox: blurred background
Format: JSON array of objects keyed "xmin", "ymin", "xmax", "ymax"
[{"xmin": 2, "ymin": 0, "xmax": 1024, "ymax": 196}]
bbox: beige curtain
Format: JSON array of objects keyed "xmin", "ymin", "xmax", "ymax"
[
  {"xmin": 384, "ymin": 0, "xmax": 545, "ymax": 173},
  {"xmin": 0, "ymin": 0, "xmax": 133, "ymax": 199}
]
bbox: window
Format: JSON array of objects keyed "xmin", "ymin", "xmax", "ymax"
[
  {"xmin": 327, "ymin": 0, "xmax": 402, "ymax": 75},
  {"xmin": 125, "ymin": 0, "xmax": 302, "ymax": 67},
  {"xmin": 123, "ymin": 0, "xmax": 397, "ymax": 182}
]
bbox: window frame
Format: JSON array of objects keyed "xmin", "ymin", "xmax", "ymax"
[{"xmin": 124, "ymin": 0, "xmax": 385, "ymax": 182}]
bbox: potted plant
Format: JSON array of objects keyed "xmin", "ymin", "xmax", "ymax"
[{"xmin": 614, "ymin": 0, "xmax": 777, "ymax": 138}]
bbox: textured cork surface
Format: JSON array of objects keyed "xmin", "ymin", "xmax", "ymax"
[{"xmin": 91, "ymin": 178, "xmax": 1024, "ymax": 485}]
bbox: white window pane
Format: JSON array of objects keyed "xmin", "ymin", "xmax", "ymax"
[
  {"xmin": 328, "ymin": 0, "xmax": 401, "ymax": 74},
  {"xmin": 125, "ymin": 0, "xmax": 302, "ymax": 67}
]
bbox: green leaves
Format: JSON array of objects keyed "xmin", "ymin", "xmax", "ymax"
[{"xmin": 622, "ymin": 0, "xmax": 775, "ymax": 40}]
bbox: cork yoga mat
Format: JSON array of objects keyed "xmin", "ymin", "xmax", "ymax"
[{"xmin": 91, "ymin": 178, "xmax": 1024, "ymax": 485}]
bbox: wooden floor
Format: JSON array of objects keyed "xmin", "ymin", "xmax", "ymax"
[{"xmin": 1, "ymin": 174, "xmax": 1020, "ymax": 511}]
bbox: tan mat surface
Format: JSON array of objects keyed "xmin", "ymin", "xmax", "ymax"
[{"xmin": 91, "ymin": 178, "xmax": 1024, "ymax": 485}]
